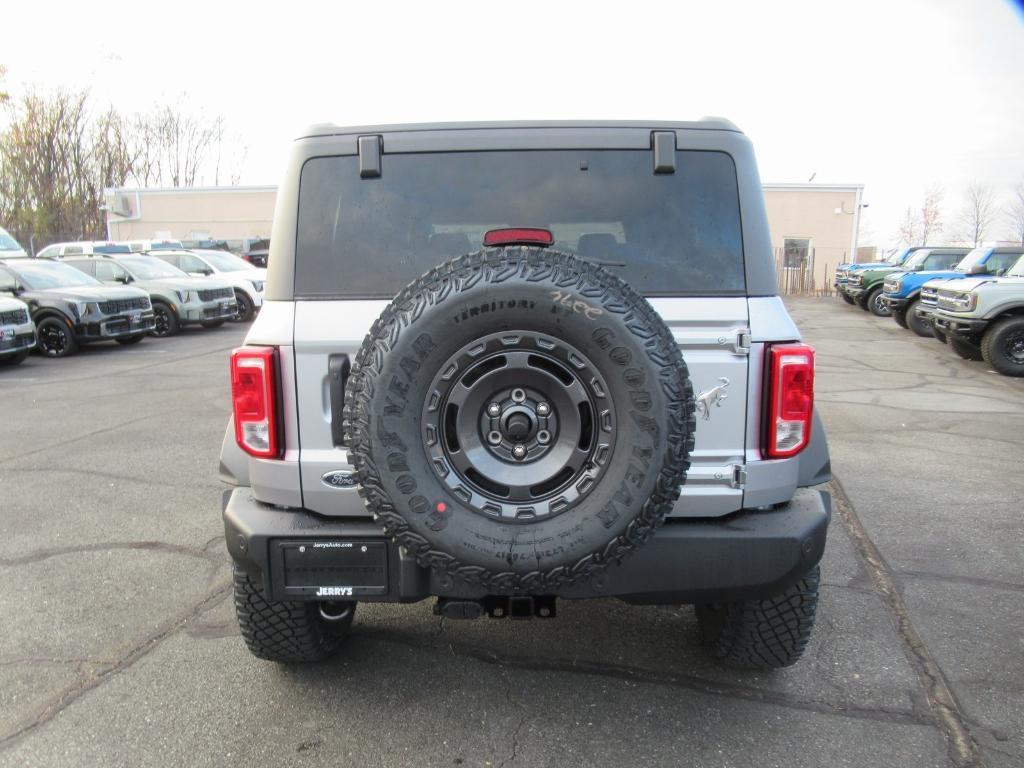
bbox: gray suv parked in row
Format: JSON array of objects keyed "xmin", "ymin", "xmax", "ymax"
[
  {"xmin": 61, "ymin": 254, "xmax": 237, "ymax": 337},
  {"xmin": 0, "ymin": 294, "xmax": 36, "ymax": 365},
  {"xmin": 0, "ymin": 258, "xmax": 155, "ymax": 356},
  {"xmin": 220, "ymin": 120, "xmax": 831, "ymax": 669}
]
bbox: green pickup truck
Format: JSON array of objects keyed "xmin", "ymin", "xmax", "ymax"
[{"xmin": 842, "ymin": 247, "xmax": 969, "ymax": 316}]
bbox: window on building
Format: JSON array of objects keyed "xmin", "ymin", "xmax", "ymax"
[{"xmin": 783, "ymin": 238, "xmax": 811, "ymax": 269}]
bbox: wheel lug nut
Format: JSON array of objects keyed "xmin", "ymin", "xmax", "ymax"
[
  {"xmin": 487, "ymin": 402, "xmax": 501, "ymax": 417},
  {"xmin": 537, "ymin": 402, "xmax": 550, "ymax": 416},
  {"xmin": 487, "ymin": 430, "xmax": 502, "ymax": 446},
  {"xmin": 512, "ymin": 444, "xmax": 527, "ymax": 460},
  {"xmin": 511, "ymin": 388, "xmax": 526, "ymax": 403},
  {"xmin": 537, "ymin": 430, "xmax": 550, "ymax": 445}
]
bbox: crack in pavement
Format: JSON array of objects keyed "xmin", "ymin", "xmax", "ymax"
[
  {"xmin": 360, "ymin": 629, "xmax": 929, "ymax": 728},
  {"xmin": 830, "ymin": 477, "xmax": 983, "ymax": 768},
  {"xmin": 0, "ymin": 579, "xmax": 232, "ymax": 751},
  {"xmin": 0, "ymin": 540, "xmax": 224, "ymax": 568}
]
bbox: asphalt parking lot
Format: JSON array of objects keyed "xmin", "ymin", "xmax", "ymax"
[{"xmin": 1, "ymin": 299, "xmax": 1021, "ymax": 768}]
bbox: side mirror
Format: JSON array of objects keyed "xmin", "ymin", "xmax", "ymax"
[{"xmin": 967, "ymin": 263, "xmax": 987, "ymax": 275}]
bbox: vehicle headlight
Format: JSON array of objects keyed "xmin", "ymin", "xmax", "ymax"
[
  {"xmin": 67, "ymin": 300, "xmax": 87, "ymax": 319},
  {"xmin": 848, "ymin": 274, "xmax": 862, "ymax": 286},
  {"xmin": 951, "ymin": 292, "xmax": 977, "ymax": 312},
  {"xmin": 176, "ymin": 290, "xmax": 197, "ymax": 303},
  {"xmin": 248, "ymin": 279, "xmax": 264, "ymax": 293}
]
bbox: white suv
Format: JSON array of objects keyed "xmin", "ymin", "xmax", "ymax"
[{"xmin": 150, "ymin": 249, "xmax": 265, "ymax": 322}]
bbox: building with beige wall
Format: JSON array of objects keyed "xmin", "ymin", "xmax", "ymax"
[{"xmin": 105, "ymin": 182, "xmax": 862, "ymax": 294}]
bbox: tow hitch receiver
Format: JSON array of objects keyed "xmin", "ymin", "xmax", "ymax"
[{"xmin": 434, "ymin": 596, "xmax": 557, "ymax": 620}]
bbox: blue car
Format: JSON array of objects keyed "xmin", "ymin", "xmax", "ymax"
[
  {"xmin": 834, "ymin": 247, "xmax": 923, "ymax": 302},
  {"xmin": 881, "ymin": 246, "xmax": 1023, "ymax": 336}
]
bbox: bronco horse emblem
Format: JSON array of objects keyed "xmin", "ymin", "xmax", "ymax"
[{"xmin": 696, "ymin": 377, "xmax": 730, "ymax": 421}]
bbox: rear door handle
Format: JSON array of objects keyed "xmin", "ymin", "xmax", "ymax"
[{"xmin": 328, "ymin": 354, "xmax": 351, "ymax": 446}]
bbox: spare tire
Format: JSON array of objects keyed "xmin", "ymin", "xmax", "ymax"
[{"xmin": 344, "ymin": 248, "xmax": 695, "ymax": 592}]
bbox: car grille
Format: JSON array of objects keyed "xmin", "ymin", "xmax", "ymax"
[
  {"xmin": 920, "ymin": 287, "xmax": 938, "ymax": 306},
  {"xmin": 198, "ymin": 287, "xmax": 233, "ymax": 301},
  {"xmin": 936, "ymin": 290, "xmax": 962, "ymax": 311},
  {"xmin": 98, "ymin": 297, "xmax": 150, "ymax": 314},
  {"xmin": 0, "ymin": 309, "xmax": 29, "ymax": 325}
]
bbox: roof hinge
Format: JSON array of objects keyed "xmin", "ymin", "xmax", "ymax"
[
  {"xmin": 358, "ymin": 135, "xmax": 382, "ymax": 178},
  {"xmin": 651, "ymin": 131, "xmax": 676, "ymax": 174},
  {"xmin": 730, "ymin": 465, "xmax": 747, "ymax": 489}
]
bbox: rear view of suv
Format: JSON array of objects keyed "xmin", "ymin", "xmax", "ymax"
[{"xmin": 220, "ymin": 121, "xmax": 831, "ymax": 669}]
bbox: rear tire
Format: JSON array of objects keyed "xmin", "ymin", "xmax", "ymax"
[
  {"xmin": 980, "ymin": 316, "xmax": 1024, "ymax": 377},
  {"xmin": 949, "ymin": 337, "xmax": 983, "ymax": 361},
  {"xmin": 233, "ymin": 566, "xmax": 354, "ymax": 662},
  {"xmin": 840, "ymin": 293, "xmax": 855, "ymax": 305},
  {"xmin": 696, "ymin": 565, "xmax": 820, "ymax": 670},
  {"xmin": 906, "ymin": 300, "xmax": 933, "ymax": 337},
  {"xmin": 867, "ymin": 287, "xmax": 891, "ymax": 317}
]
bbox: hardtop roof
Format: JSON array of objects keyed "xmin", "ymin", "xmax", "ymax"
[{"xmin": 297, "ymin": 118, "xmax": 741, "ymax": 140}]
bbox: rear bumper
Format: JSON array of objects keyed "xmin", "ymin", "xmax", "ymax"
[{"xmin": 223, "ymin": 486, "xmax": 831, "ymax": 605}]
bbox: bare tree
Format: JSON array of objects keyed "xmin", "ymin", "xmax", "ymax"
[
  {"xmin": 957, "ymin": 183, "xmax": 997, "ymax": 246},
  {"xmin": 0, "ymin": 65, "xmax": 9, "ymax": 104},
  {"xmin": 1006, "ymin": 182, "xmax": 1024, "ymax": 246},
  {"xmin": 894, "ymin": 206, "xmax": 920, "ymax": 247},
  {"xmin": 919, "ymin": 185, "xmax": 943, "ymax": 245}
]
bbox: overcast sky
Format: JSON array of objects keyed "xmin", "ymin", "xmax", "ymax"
[{"xmin": 4, "ymin": 0, "xmax": 1023, "ymax": 246}]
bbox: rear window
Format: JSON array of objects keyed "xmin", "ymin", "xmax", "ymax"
[{"xmin": 295, "ymin": 150, "xmax": 744, "ymax": 298}]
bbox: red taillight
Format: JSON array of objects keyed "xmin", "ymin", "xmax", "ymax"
[
  {"xmin": 765, "ymin": 343, "xmax": 815, "ymax": 459},
  {"xmin": 483, "ymin": 228, "xmax": 554, "ymax": 247},
  {"xmin": 231, "ymin": 346, "xmax": 280, "ymax": 458}
]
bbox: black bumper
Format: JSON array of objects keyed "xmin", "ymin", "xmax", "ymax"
[
  {"xmin": 223, "ymin": 487, "xmax": 831, "ymax": 606},
  {"xmin": 76, "ymin": 312, "xmax": 156, "ymax": 339},
  {"xmin": 932, "ymin": 312, "xmax": 987, "ymax": 339},
  {"xmin": 882, "ymin": 295, "xmax": 909, "ymax": 312}
]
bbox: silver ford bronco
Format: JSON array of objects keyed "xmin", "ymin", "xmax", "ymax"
[{"xmin": 219, "ymin": 120, "xmax": 831, "ymax": 669}]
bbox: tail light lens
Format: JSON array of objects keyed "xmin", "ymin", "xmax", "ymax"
[
  {"xmin": 765, "ymin": 343, "xmax": 815, "ymax": 458},
  {"xmin": 483, "ymin": 227, "xmax": 554, "ymax": 247},
  {"xmin": 231, "ymin": 346, "xmax": 281, "ymax": 458}
]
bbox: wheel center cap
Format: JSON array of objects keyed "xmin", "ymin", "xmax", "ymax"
[{"xmin": 505, "ymin": 412, "xmax": 533, "ymax": 440}]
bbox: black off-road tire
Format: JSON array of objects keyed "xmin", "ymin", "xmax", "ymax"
[
  {"xmin": 949, "ymin": 336, "xmax": 983, "ymax": 361},
  {"xmin": 892, "ymin": 309, "xmax": 909, "ymax": 329},
  {"xmin": 344, "ymin": 247, "xmax": 695, "ymax": 593},
  {"xmin": 233, "ymin": 566, "xmax": 354, "ymax": 662},
  {"xmin": 867, "ymin": 287, "xmax": 891, "ymax": 317},
  {"xmin": 980, "ymin": 316, "xmax": 1024, "ymax": 377},
  {"xmin": 696, "ymin": 565, "xmax": 820, "ymax": 669},
  {"xmin": 840, "ymin": 293, "xmax": 855, "ymax": 306}
]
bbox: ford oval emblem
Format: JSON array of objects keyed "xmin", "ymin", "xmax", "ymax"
[{"xmin": 321, "ymin": 470, "xmax": 358, "ymax": 489}]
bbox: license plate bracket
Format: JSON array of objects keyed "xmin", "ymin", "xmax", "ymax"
[{"xmin": 271, "ymin": 540, "xmax": 388, "ymax": 599}]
